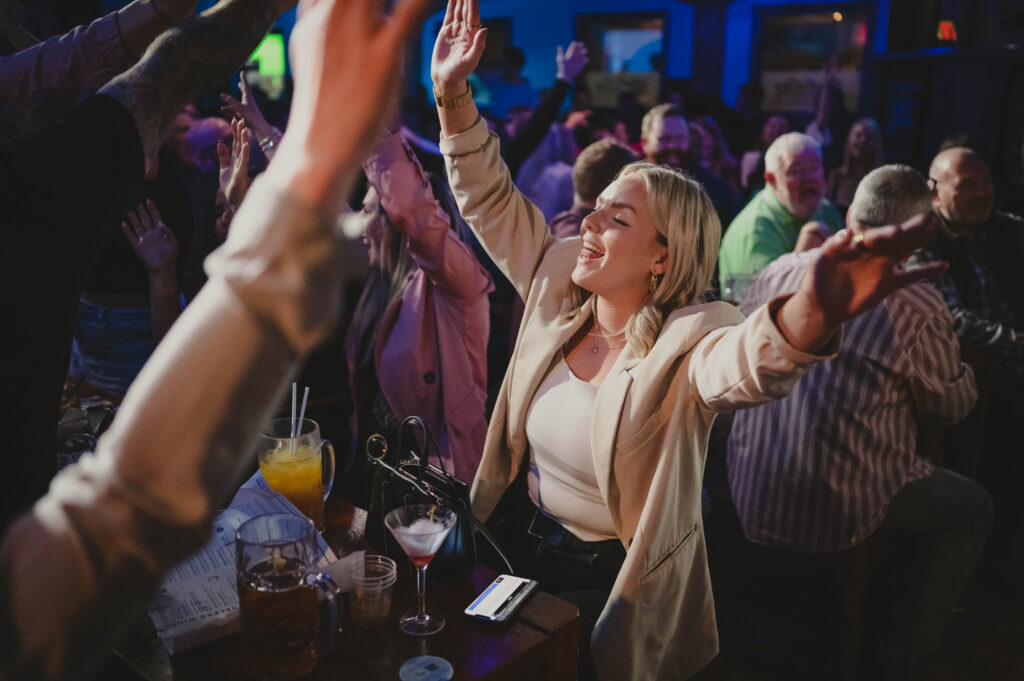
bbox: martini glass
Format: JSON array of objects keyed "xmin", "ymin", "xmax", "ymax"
[{"xmin": 384, "ymin": 504, "xmax": 458, "ymax": 636}]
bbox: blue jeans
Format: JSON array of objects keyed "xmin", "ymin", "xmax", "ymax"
[
  {"xmin": 876, "ymin": 466, "xmax": 993, "ymax": 665},
  {"xmin": 70, "ymin": 299, "xmax": 156, "ymax": 397}
]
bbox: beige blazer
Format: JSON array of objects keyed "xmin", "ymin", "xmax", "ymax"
[{"xmin": 440, "ymin": 119, "xmax": 834, "ymax": 680}]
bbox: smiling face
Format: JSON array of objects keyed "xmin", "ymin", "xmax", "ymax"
[
  {"xmin": 931, "ymin": 150, "xmax": 994, "ymax": 231},
  {"xmin": 847, "ymin": 120, "xmax": 873, "ymax": 159},
  {"xmin": 572, "ymin": 174, "xmax": 668, "ymax": 306},
  {"xmin": 767, "ymin": 147, "xmax": 825, "ymax": 222},
  {"xmin": 355, "ymin": 186, "xmax": 385, "ymax": 268},
  {"xmin": 642, "ymin": 114, "xmax": 690, "ymax": 169}
]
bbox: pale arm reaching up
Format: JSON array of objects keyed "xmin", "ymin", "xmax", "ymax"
[{"xmin": 0, "ymin": 0, "xmax": 432, "ymax": 678}]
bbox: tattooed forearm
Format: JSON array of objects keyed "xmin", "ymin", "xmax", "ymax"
[{"xmin": 100, "ymin": 0, "xmax": 290, "ymax": 169}]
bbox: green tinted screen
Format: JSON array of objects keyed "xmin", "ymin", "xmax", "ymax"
[{"xmin": 249, "ymin": 32, "xmax": 286, "ymax": 77}]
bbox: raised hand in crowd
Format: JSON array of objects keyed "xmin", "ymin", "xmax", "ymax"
[
  {"xmin": 556, "ymin": 40, "xmax": 588, "ymax": 83},
  {"xmin": 214, "ymin": 194, "xmax": 234, "ymax": 243},
  {"xmin": 100, "ymin": 0, "xmax": 296, "ymax": 176},
  {"xmin": 779, "ymin": 212, "xmax": 946, "ymax": 349},
  {"xmin": 213, "ymin": 117, "xmax": 250, "ymax": 242},
  {"xmin": 218, "ymin": 117, "xmax": 251, "ymax": 207},
  {"xmin": 431, "ymin": 0, "xmax": 487, "ymax": 104},
  {"xmin": 220, "ymin": 70, "xmax": 282, "ymax": 160},
  {"xmin": 123, "ymin": 200, "xmax": 178, "ymax": 273},
  {"xmin": 122, "ymin": 199, "xmax": 182, "ymax": 339},
  {"xmin": 0, "ymin": 0, "xmax": 38, "ymax": 50},
  {"xmin": 812, "ymin": 54, "xmax": 840, "ymax": 138}
]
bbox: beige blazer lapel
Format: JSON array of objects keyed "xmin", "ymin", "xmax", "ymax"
[{"xmin": 504, "ymin": 295, "xmax": 596, "ymax": 465}]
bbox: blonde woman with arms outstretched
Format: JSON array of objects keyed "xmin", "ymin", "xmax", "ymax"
[{"xmin": 430, "ymin": 1, "xmax": 946, "ymax": 679}]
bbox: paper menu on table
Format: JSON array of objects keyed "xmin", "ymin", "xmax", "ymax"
[{"xmin": 145, "ymin": 472, "xmax": 339, "ymax": 654}]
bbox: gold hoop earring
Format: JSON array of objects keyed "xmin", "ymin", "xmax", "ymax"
[{"xmin": 649, "ymin": 272, "xmax": 658, "ymax": 293}]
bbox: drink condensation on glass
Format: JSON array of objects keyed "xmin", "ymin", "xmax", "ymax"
[
  {"xmin": 257, "ymin": 418, "xmax": 335, "ymax": 531},
  {"xmin": 236, "ymin": 514, "xmax": 341, "ymax": 681}
]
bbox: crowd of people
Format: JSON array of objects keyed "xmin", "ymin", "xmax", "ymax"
[{"xmin": 1, "ymin": 0, "xmax": 1022, "ymax": 679}]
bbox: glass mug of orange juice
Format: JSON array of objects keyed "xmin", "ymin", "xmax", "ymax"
[{"xmin": 257, "ymin": 419, "xmax": 335, "ymax": 531}]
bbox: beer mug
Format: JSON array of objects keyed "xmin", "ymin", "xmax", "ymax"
[
  {"xmin": 257, "ymin": 418, "xmax": 335, "ymax": 531},
  {"xmin": 236, "ymin": 514, "xmax": 341, "ymax": 681}
]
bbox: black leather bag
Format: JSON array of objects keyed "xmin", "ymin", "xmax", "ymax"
[{"xmin": 365, "ymin": 416, "xmax": 512, "ymax": 584}]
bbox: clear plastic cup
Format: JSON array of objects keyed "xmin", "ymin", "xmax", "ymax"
[{"xmin": 347, "ymin": 554, "xmax": 397, "ymax": 628}]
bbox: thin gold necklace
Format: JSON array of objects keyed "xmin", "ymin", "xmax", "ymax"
[{"xmin": 587, "ymin": 320, "xmax": 626, "ymax": 354}]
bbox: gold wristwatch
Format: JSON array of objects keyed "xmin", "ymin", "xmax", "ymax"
[{"xmin": 433, "ymin": 85, "xmax": 473, "ymax": 110}]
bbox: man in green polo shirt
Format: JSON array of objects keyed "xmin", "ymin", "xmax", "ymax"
[{"xmin": 718, "ymin": 132, "xmax": 843, "ymax": 300}]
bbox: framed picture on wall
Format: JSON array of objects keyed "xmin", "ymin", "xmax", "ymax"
[
  {"xmin": 753, "ymin": 2, "xmax": 873, "ymax": 116},
  {"xmin": 576, "ymin": 12, "xmax": 667, "ymax": 109}
]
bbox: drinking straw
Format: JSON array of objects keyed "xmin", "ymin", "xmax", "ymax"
[
  {"xmin": 297, "ymin": 386, "xmax": 310, "ymax": 437},
  {"xmin": 290, "ymin": 382, "xmax": 297, "ymax": 438}
]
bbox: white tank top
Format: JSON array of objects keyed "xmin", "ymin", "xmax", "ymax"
[{"xmin": 525, "ymin": 358, "xmax": 617, "ymax": 542}]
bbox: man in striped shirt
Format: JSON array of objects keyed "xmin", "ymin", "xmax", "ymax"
[{"xmin": 726, "ymin": 164, "xmax": 991, "ymax": 672}]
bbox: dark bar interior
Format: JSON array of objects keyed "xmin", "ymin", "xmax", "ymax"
[{"xmin": 2, "ymin": 0, "xmax": 1022, "ymax": 679}]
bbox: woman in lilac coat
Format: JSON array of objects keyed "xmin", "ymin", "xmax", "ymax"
[{"xmin": 343, "ymin": 132, "xmax": 493, "ymax": 505}]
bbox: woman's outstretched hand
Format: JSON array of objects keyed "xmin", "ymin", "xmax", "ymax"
[
  {"xmin": 779, "ymin": 212, "xmax": 945, "ymax": 352},
  {"xmin": 808, "ymin": 212, "xmax": 944, "ymax": 326},
  {"xmin": 431, "ymin": 0, "xmax": 487, "ymax": 95}
]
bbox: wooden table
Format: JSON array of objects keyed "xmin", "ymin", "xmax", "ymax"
[{"xmin": 118, "ymin": 498, "xmax": 579, "ymax": 681}]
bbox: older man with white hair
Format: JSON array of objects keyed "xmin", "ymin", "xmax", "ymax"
[
  {"xmin": 718, "ymin": 131, "xmax": 843, "ymax": 299},
  {"xmin": 727, "ymin": 164, "xmax": 989, "ymax": 676}
]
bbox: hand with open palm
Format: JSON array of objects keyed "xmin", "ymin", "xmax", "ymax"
[
  {"xmin": 431, "ymin": 0, "xmax": 487, "ymax": 96},
  {"xmin": 780, "ymin": 212, "xmax": 946, "ymax": 353},
  {"xmin": 804, "ymin": 212, "xmax": 945, "ymax": 327},
  {"xmin": 122, "ymin": 200, "xmax": 178, "ymax": 274},
  {"xmin": 217, "ymin": 117, "xmax": 250, "ymax": 208}
]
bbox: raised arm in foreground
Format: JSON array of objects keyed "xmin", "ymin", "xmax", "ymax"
[
  {"xmin": 100, "ymin": 0, "xmax": 293, "ymax": 176},
  {"xmin": 0, "ymin": 0, "xmax": 197, "ymax": 137},
  {"xmin": 0, "ymin": 0, "xmax": 431, "ymax": 678}
]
